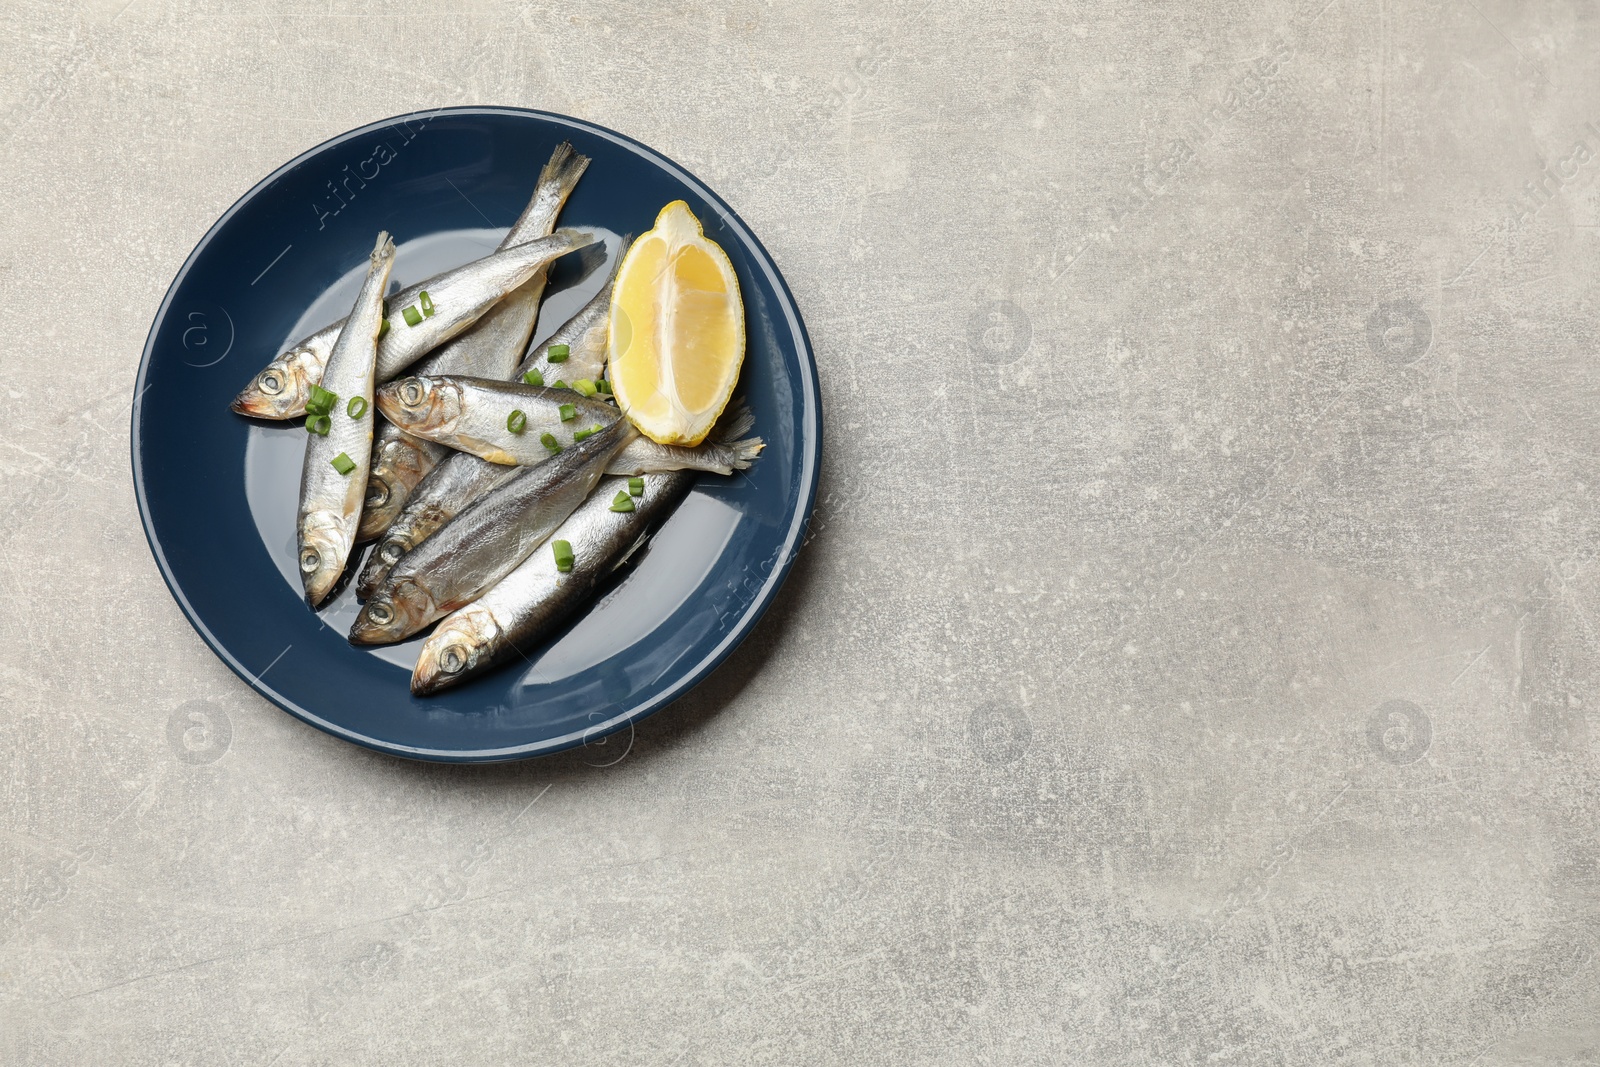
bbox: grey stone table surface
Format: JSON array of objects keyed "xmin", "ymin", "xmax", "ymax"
[{"xmin": 3, "ymin": 0, "xmax": 1598, "ymax": 1062}]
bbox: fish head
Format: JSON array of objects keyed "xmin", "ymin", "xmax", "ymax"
[
  {"xmin": 353, "ymin": 534, "xmax": 412, "ymax": 600},
  {"xmin": 357, "ymin": 440, "xmax": 430, "ymax": 540},
  {"xmin": 231, "ymin": 347, "xmax": 322, "ymax": 419},
  {"xmin": 374, "ymin": 533, "xmax": 414, "ymax": 568},
  {"xmin": 412, "ymin": 604, "xmax": 501, "ymax": 695},
  {"xmin": 376, "ymin": 376, "xmax": 461, "ymax": 436},
  {"xmin": 357, "ymin": 474, "xmax": 399, "ymax": 534},
  {"xmin": 298, "ymin": 510, "xmax": 353, "ymax": 608},
  {"xmin": 348, "ymin": 576, "xmax": 436, "ymax": 645}
]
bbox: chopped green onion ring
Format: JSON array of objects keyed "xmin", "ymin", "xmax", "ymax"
[
  {"xmin": 547, "ymin": 343, "xmax": 570, "ymax": 363},
  {"xmin": 507, "ymin": 409, "xmax": 528, "ymax": 435},
  {"xmin": 305, "ymin": 414, "xmax": 331, "ymax": 436},
  {"xmin": 552, "ymin": 539, "xmax": 575, "ymax": 572},
  {"xmin": 401, "ymin": 305, "xmax": 423, "ymax": 327},
  {"xmin": 330, "ymin": 452, "xmax": 356, "ymax": 475},
  {"xmin": 540, "ymin": 432, "xmax": 562, "ymax": 454},
  {"xmin": 522, "ymin": 368, "xmax": 544, "ymax": 387},
  {"xmin": 628, "ymin": 476, "xmax": 645, "ymax": 497},
  {"xmin": 306, "ymin": 384, "xmax": 337, "ymax": 416},
  {"xmin": 573, "ymin": 379, "xmax": 598, "ymax": 397},
  {"xmin": 419, "ymin": 290, "xmax": 435, "ymax": 317},
  {"xmin": 347, "ymin": 396, "xmax": 368, "ymax": 419},
  {"xmin": 558, "ymin": 404, "xmax": 576, "ymax": 422}
]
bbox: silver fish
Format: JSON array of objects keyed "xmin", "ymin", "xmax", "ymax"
[
  {"xmin": 354, "ymin": 449, "xmax": 517, "ymax": 600},
  {"xmin": 353, "ymin": 398, "xmax": 764, "ymax": 601},
  {"xmin": 349, "ymin": 419, "xmax": 640, "ymax": 645},
  {"xmin": 603, "ymin": 430, "xmax": 764, "ymax": 477},
  {"xmin": 379, "ymin": 375, "xmax": 764, "ymax": 474},
  {"xmin": 407, "ymin": 405, "xmax": 759, "ymax": 694},
  {"xmin": 514, "ymin": 266, "xmax": 615, "ymax": 387},
  {"xmin": 406, "ymin": 265, "xmax": 617, "ymax": 461},
  {"xmin": 411, "ymin": 469, "xmax": 696, "ymax": 695},
  {"xmin": 352, "ymin": 259, "xmax": 624, "ymax": 593},
  {"xmin": 376, "ymin": 375, "xmax": 619, "ymax": 465},
  {"xmin": 230, "ymin": 228, "xmax": 598, "ymax": 419},
  {"xmin": 359, "ymin": 142, "xmax": 591, "ymax": 541},
  {"xmin": 358, "ymin": 430, "xmax": 444, "ymax": 543},
  {"xmin": 297, "ymin": 231, "xmax": 395, "ymax": 607}
]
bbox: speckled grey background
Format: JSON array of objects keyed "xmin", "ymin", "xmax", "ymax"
[{"xmin": 3, "ymin": 0, "xmax": 1599, "ymax": 1062}]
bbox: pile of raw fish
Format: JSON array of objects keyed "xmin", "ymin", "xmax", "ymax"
[{"xmin": 230, "ymin": 143, "xmax": 762, "ymax": 695}]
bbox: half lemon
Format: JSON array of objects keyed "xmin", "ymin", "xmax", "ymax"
[{"xmin": 608, "ymin": 201, "xmax": 745, "ymax": 446}]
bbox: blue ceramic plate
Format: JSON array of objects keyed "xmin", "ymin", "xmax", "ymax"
[{"xmin": 132, "ymin": 107, "xmax": 820, "ymax": 762}]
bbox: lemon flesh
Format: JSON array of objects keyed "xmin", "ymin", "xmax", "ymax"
[{"xmin": 608, "ymin": 201, "xmax": 745, "ymax": 446}]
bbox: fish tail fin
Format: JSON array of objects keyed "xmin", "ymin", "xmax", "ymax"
[
  {"xmin": 539, "ymin": 141, "xmax": 591, "ymax": 210},
  {"xmin": 716, "ymin": 399, "xmax": 754, "ymax": 442},
  {"xmin": 569, "ymin": 235, "xmax": 630, "ymax": 327},
  {"xmin": 572, "ymin": 235, "xmax": 611, "ymax": 282},
  {"xmin": 602, "ymin": 232, "xmax": 634, "ymax": 287},
  {"xmin": 715, "ymin": 399, "xmax": 764, "ymax": 470},
  {"xmin": 372, "ymin": 230, "xmax": 396, "ymax": 262},
  {"xmin": 553, "ymin": 225, "xmax": 598, "ymax": 247},
  {"xmin": 577, "ymin": 232, "xmax": 633, "ymax": 301},
  {"xmin": 551, "ymin": 226, "xmax": 601, "ymax": 253},
  {"xmin": 611, "ymin": 233, "xmax": 635, "ymax": 273},
  {"xmin": 601, "ymin": 400, "xmax": 764, "ymax": 477},
  {"xmin": 726, "ymin": 436, "xmax": 766, "ymax": 470}
]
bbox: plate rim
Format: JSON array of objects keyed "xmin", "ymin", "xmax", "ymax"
[{"xmin": 130, "ymin": 105, "xmax": 822, "ymax": 763}]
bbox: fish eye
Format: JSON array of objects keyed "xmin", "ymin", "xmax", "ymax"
[
  {"xmin": 398, "ymin": 379, "xmax": 426, "ymax": 406},
  {"xmin": 368, "ymin": 601, "xmax": 394, "ymax": 625},
  {"xmin": 259, "ymin": 371, "xmax": 284, "ymax": 395},
  {"xmin": 364, "ymin": 480, "xmax": 390, "ymax": 508},
  {"xmin": 380, "ymin": 541, "xmax": 404, "ymax": 563},
  {"xmin": 299, "ymin": 548, "xmax": 320, "ymax": 573},
  {"xmin": 440, "ymin": 645, "xmax": 468, "ymax": 674}
]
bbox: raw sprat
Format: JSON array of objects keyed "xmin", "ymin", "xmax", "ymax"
[
  {"xmin": 231, "ymin": 227, "xmax": 598, "ymax": 421},
  {"xmin": 296, "ymin": 231, "xmax": 394, "ymax": 608},
  {"xmin": 229, "ymin": 161, "xmax": 762, "ymax": 692},
  {"xmin": 358, "ymin": 143, "xmax": 589, "ymax": 544},
  {"xmin": 409, "ymin": 406, "xmax": 759, "ymax": 696}
]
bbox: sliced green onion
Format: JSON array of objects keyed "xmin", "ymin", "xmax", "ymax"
[
  {"xmin": 573, "ymin": 426, "xmax": 595, "ymax": 442},
  {"xmin": 347, "ymin": 396, "xmax": 368, "ymax": 419},
  {"xmin": 379, "ymin": 319, "xmax": 391, "ymax": 338},
  {"xmin": 306, "ymin": 384, "xmax": 337, "ymax": 417},
  {"xmin": 521, "ymin": 368, "xmax": 544, "ymax": 387},
  {"xmin": 573, "ymin": 379, "xmax": 598, "ymax": 397},
  {"xmin": 552, "ymin": 539, "xmax": 574, "ymax": 572},
  {"xmin": 596, "ymin": 379, "xmax": 612, "ymax": 394},
  {"xmin": 628, "ymin": 476, "xmax": 645, "ymax": 497},
  {"xmin": 540, "ymin": 432, "xmax": 562, "ymax": 455},
  {"xmin": 551, "ymin": 380, "xmax": 567, "ymax": 390},
  {"xmin": 402, "ymin": 305, "xmax": 423, "ymax": 327},
  {"xmin": 610, "ymin": 490, "xmax": 635, "ymax": 513},
  {"xmin": 547, "ymin": 343, "xmax": 570, "ymax": 363},
  {"xmin": 305, "ymin": 414, "xmax": 331, "ymax": 436},
  {"xmin": 419, "ymin": 290, "xmax": 435, "ymax": 317},
  {"xmin": 330, "ymin": 452, "xmax": 356, "ymax": 476},
  {"xmin": 507, "ymin": 409, "xmax": 528, "ymax": 435},
  {"xmin": 558, "ymin": 403, "xmax": 576, "ymax": 422}
]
